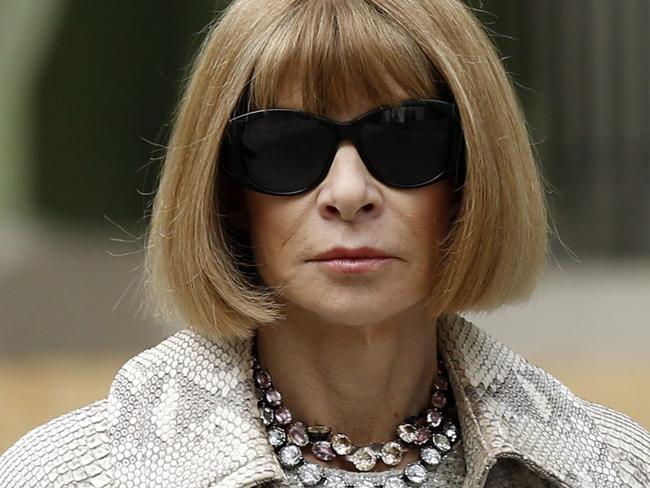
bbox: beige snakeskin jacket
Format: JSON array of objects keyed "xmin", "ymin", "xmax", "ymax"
[{"xmin": 1, "ymin": 314, "xmax": 649, "ymax": 487}]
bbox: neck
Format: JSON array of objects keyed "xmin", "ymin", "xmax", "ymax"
[{"xmin": 255, "ymin": 305, "xmax": 440, "ymax": 452}]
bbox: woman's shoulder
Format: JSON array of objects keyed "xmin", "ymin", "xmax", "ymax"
[
  {"xmin": 442, "ymin": 315, "xmax": 650, "ymax": 485},
  {"xmin": 0, "ymin": 399, "xmax": 110, "ymax": 488},
  {"xmin": 0, "ymin": 328, "xmax": 249, "ymax": 487},
  {"xmin": 579, "ymin": 399, "xmax": 650, "ymax": 482}
]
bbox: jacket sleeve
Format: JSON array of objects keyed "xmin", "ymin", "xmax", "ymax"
[
  {"xmin": 0, "ymin": 399, "xmax": 111, "ymax": 488},
  {"xmin": 583, "ymin": 400, "xmax": 650, "ymax": 487}
]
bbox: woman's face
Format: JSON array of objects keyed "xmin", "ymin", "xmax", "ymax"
[{"xmin": 234, "ymin": 86, "xmax": 455, "ymax": 327}]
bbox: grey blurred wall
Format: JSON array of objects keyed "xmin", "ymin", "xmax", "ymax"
[{"xmin": 479, "ymin": 0, "xmax": 650, "ymax": 256}]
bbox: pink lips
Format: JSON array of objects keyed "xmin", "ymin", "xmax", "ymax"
[{"xmin": 309, "ymin": 247, "xmax": 394, "ymax": 274}]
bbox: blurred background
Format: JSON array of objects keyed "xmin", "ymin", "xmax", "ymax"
[{"xmin": 1, "ymin": 0, "xmax": 648, "ymax": 451}]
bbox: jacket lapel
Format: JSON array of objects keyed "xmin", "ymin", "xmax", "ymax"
[
  {"xmin": 438, "ymin": 313, "xmax": 623, "ymax": 487},
  {"xmin": 107, "ymin": 329, "xmax": 285, "ymax": 488}
]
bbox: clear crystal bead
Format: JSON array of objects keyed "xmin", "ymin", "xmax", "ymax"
[
  {"xmin": 345, "ymin": 446, "xmax": 377, "ymax": 471},
  {"xmin": 385, "ymin": 475, "xmax": 408, "ymax": 488},
  {"xmin": 297, "ymin": 463, "xmax": 323, "ymax": 486},
  {"xmin": 279, "ymin": 444, "xmax": 303, "ymax": 468},
  {"xmin": 432, "ymin": 433, "xmax": 451, "ymax": 452},
  {"xmin": 380, "ymin": 441, "xmax": 404, "ymax": 466},
  {"xmin": 404, "ymin": 462, "xmax": 428, "ymax": 485},
  {"xmin": 441, "ymin": 419, "xmax": 457, "ymax": 441},
  {"xmin": 331, "ymin": 433, "xmax": 353, "ymax": 455},
  {"xmin": 356, "ymin": 478, "xmax": 376, "ymax": 488},
  {"xmin": 260, "ymin": 406, "xmax": 274, "ymax": 426},
  {"xmin": 323, "ymin": 475, "xmax": 347, "ymax": 488},
  {"xmin": 420, "ymin": 446, "xmax": 442, "ymax": 467},
  {"xmin": 397, "ymin": 424, "xmax": 418, "ymax": 444},
  {"xmin": 425, "ymin": 409, "xmax": 442, "ymax": 428},
  {"xmin": 268, "ymin": 427, "xmax": 286, "ymax": 447}
]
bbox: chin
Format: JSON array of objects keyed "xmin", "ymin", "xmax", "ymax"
[{"xmin": 302, "ymin": 298, "xmax": 409, "ymax": 327}]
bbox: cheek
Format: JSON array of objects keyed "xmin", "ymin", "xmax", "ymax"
[
  {"xmin": 243, "ymin": 192, "xmax": 300, "ymax": 279},
  {"xmin": 411, "ymin": 181, "xmax": 455, "ymax": 243}
]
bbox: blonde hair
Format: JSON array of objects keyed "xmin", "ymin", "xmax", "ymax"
[{"xmin": 144, "ymin": 0, "xmax": 550, "ymax": 341}]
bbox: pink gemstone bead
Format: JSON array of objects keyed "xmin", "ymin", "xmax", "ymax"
[
  {"xmin": 288, "ymin": 421, "xmax": 309, "ymax": 446},
  {"xmin": 431, "ymin": 390, "xmax": 447, "ymax": 409},
  {"xmin": 274, "ymin": 406, "xmax": 292, "ymax": 425},
  {"xmin": 265, "ymin": 389, "xmax": 282, "ymax": 406},
  {"xmin": 414, "ymin": 427, "xmax": 431, "ymax": 445},
  {"xmin": 311, "ymin": 441, "xmax": 336, "ymax": 461},
  {"xmin": 255, "ymin": 370, "xmax": 272, "ymax": 389}
]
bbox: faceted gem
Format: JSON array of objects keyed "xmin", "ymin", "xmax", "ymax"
[
  {"xmin": 279, "ymin": 444, "xmax": 303, "ymax": 468},
  {"xmin": 404, "ymin": 462, "xmax": 428, "ymax": 485},
  {"xmin": 265, "ymin": 389, "xmax": 282, "ymax": 406},
  {"xmin": 288, "ymin": 421, "xmax": 309, "ymax": 446},
  {"xmin": 380, "ymin": 441, "xmax": 404, "ymax": 466},
  {"xmin": 425, "ymin": 409, "xmax": 442, "ymax": 428},
  {"xmin": 267, "ymin": 427, "xmax": 286, "ymax": 447},
  {"xmin": 331, "ymin": 433, "xmax": 354, "ymax": 455},
  {"xmin": 397, "ymin": 423, "xmax": 418, "ymax": 444},
  {"xmin": 420, "ymin": 447, "xmax": 442, "ymax": 467},
  {"xmin": 307, "ymin": 424, "xmax": 331, "ymax": 442},
  {"xmin": 274, "ymin": 406, "xmax": 292, "ymax": 425},
  {"xmin": 441, "ymin": 419, "xmax": 457, "ymax": 441},
  {"xmin": 297, "ymin": 463, "xmax": 323, "ymax": 486},
  {"xmin": 255, "ymin": 370, "xmax": 272, "ymax": 389},
  {"xmin": 323, "ymin": 475, "xmax": 347, "ymax": 488},
  {"xmin": 433, "ymin": 433, "xmax": 451, "ymax": 452},
  {"xmin": 260, "ymin": 406, "xmax": 275, "ymax": 426},
  {"xmin": 345, "ymin": 446, "xmax": 377, "ymax": 471},
  {"xmin": 431, "ymin": 390, "xmax": 447, "ymax": 409},
  {"xmin": 356, "ymin": 479, "xmax": 375, "ymax": 488},
  {"xmin": 311, "ymin": 441, "xmax": 336, "ymax": 461},
  {"xmin": 404, "ymin": 415, "xmax": 418, "ymax": 425},
  {"xmin": 385, "ymin": 476, "xmax": 408, "ymax": 488},
  {"xmin": 414, "ymin": 427, "xmax": 431, "ymax": 445}
]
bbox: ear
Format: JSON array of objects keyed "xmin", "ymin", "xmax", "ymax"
[{"xmin": 220, "ymin": 182, "xmax": 249, "ymax": 233}]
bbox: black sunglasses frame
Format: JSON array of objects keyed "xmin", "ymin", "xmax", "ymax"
[{"xmin": 220, "ymin": 98, "xmax": 465, "ymax": 196}]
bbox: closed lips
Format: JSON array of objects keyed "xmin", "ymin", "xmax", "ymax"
[{"xmin": 310, "ymin": 247, "xmax": 392, "ymax": 260}]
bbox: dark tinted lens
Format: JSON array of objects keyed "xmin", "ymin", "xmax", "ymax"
[
  {"xmin": 236, "ymin": 112, "xmax": 331, "ymax": 193},
  {"xmin": 360, "ymin": 104, "xmax": 454, "ymax": 187}
]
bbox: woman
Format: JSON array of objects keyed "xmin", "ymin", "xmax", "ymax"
[{"xmin": 1, "ymin": 0, "xmax": 649, "ymax": 487}]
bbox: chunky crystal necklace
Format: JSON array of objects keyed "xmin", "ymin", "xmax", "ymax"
[{"xmin": 251, "ymin": 333, "xmax": 461, "ymax": 487}]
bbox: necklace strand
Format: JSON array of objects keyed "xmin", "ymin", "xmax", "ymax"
[{"xmin": 251, "ymin": 334, "xmax": 461, "ymax": 487}]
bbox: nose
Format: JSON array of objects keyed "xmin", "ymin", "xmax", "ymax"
[{"xmin": 316, "ymin": 140, "xmax": 383, "ymax": 222}]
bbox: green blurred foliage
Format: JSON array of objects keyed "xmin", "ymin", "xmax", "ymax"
[{"xmin": 34, "ymin": 1, "xmax": 228, "ymax": 225}]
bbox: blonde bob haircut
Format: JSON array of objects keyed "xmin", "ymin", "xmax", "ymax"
[{"xmin": 144, "ymin": 0, "xmax": 550, "ymax": 341}]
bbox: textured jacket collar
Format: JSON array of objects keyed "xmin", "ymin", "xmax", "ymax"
[{"xmin": 107, "ymin": 314, "xmax": 624, "ymax": 488}]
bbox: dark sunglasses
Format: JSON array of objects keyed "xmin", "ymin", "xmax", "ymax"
[{"xmin": 220, "ymin": 98, "xmax": 465, "ymax": 196}]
